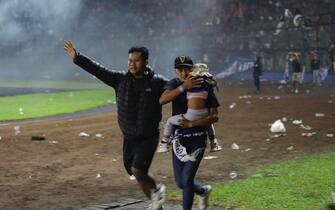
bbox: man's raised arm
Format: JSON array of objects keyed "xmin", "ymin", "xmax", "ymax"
[{"xmin": 64, "ymin": 40, "xmax": 124, "ymax": 88}]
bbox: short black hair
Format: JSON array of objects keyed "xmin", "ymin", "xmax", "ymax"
[{"xmin": 128, "ymin": 46, "xmax": 149, "ymax": 60}]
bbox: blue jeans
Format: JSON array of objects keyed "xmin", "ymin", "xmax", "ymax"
[{"xmin": 172, "ymin": 149, "xmax": 206, "ymax": 210}]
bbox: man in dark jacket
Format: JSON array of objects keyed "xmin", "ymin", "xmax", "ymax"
[{"xmin": 64, "ymin": 40, "xmax": 167, "ymax": 210}]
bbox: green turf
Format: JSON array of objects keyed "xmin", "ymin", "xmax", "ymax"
[
  {"xmin": 168, "ymin": 152, "xmax": 335, "ymax": 210},
  {"xmin": 0, "ymin": 80, "xmax": 107, "ymax": 90},
  {"xmin": 0, "ymin": 90, "xmax": 115, "ymax": 121}
]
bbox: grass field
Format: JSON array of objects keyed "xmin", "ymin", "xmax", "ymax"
[
  {"xmin": 0, "ymin": 80, "xmax": 107, "ymax": 90},
  {"xmin": 169, "ymin": 151, "xmax": 335, "ymax": 210},
  {"xmin": 0, "ymin": 90, "xmax": 115, "ymax": 121}
]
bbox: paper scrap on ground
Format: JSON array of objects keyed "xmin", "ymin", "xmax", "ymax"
[
  {"xmin": 79, "ymin": 132, "xmax": 90, "ymax": 137},
  {"xmin": 204, "ymin": 156, "xmax": 218, "ymax": 160}
]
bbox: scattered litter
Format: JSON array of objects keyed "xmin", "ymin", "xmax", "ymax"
[
  {"xmin": 79, "ymin": 132, "xmax": 90, "ymax": 137},
  {"xmin": 269, "ymin": 133, "xmax": 286, "ymax": 138},
  {"xmin": 274, "ymin": 96, "xmax": 281, "ymax": 100},
  {"xmin": 95, "ymin": 133, "xmax": 103, "ymax": 138},
  {"xmin": 299, "ymin": 124, "xmax": 312, "ymax": 130},
  {"xmin": 279, "ymin": 80, "xmax": 286, "ymax": 84},
  {"xmin": 306, "ymin": 89, "xmax": 310, "ymax": 94},
  {"xmin": 301, "ymin": 132, "xmax": 316, "ymax": 137},
  {"xmin": 204, "ymin": 156, "xmax": 218, "ymax": 160},
  {"xmin": 292, "ymin": 120, "xmax": 302, "ymax": 125},
  {"xmin": 112, "ymin": 159, "xmax": 117, "ymax": 162},
  {"xmin": 31, "ymin": 136, "xmax": 46, "ymax": 141},
  {"xmin": 113, "ymin": 101, "xmax": 117, "ymax": 104},
  {"xmin": 229, "ymin": 103, "xmax": 237, "ymax": 109},
  {"xmin": 231, "ymin": 143, "xmax": 240, "ymax": 150},
  {"xmin": 49, "ymin": 141, "xmax": 59, "ymax": 144},
  {"xmin": 18, "ymin": 108, "xmax": 24, "ymax": 115},
  {"xmin": 277, "ymin": 85, "xmax": 283, "ymax": 90},
  {"xmin": 129, "ymin": 175, "xmax": 136, "ymax": 180},
  {"xmin": 270, "ymin": 120, "xmax": 286, "ymax": 133},
  {"xmin": 162, "ymin": 176, "xmax": 167, "ymax": 179},
  {"xmin": 265, "ymin": 138, "xmax": 271, "ymax": 142},
  {"xmin": 95, "ymin": 153, "xmax": 99, "ymax": 156},
  {"xmin": 286, "ymin": 146, "xmax": 294, "ymax": 150},
  {"xmin": 328, "ymin": 100, "xmax": 333, "ymax": 104},
  {"xmin": 0, "ymin": 136, "xmax": 2, "ymax": 140},
  {"xmin": 267, "ymin": 97, "xmax": 272, "ymax": 100},
  {"xmin": 96, "ymin": 173, "xmax": 101, "ymax": 178},
  {"xmin": 326, "ymin": 134, "xmax": 334, "ymax": 138},
  {"xmin": 282, "ymin": 117, "xmax": 287, "ymax": 122},
  {"xmin": 259, "ymin": 97, "xmax": 263, "ymax": 100},
  {"xmin": 251, "ymin": 174, "xmax": 263, "ymax": 178},
  {"xmin": 315, "ymin": 113, "xmax": 325, "ymax": 117},
  {"xmin": 29, "ymin": 175, "xmax": 32, "ymax": 179},
  {"xmin": 244, "ymin": 148, "xmax": 251, "ymax": 152},
  {"xmin": 246, "ymin": 100, "xmax": 252, "ymax": 104},
  {"xmin": 14, "ymin": 126, "xmax": 21, "ymax": 135},
  {"xmin": 229, "ymin": 171, "xmax": 238, "ymax": 179},
  {"xmin": 265, "ymin": 173, "xmax": 286, "ymax": 177}
]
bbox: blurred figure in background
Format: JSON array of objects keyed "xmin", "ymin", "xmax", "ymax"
[
  {"xmin": 253, "ymin": 56, "xmax": 262, "ymax": 94},
  {"xmin": 310, "ymin": 51, "xmax": 321, "ymax": 86},
  {"xmin": 291, "ymin": 53, "xmax": 302, "ymax": 94}
]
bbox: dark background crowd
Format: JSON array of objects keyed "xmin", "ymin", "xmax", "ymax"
[{"xmin": 0, "ymin": 0, "xmax": 334, "ymax": 80}]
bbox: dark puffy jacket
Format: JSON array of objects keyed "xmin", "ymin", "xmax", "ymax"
[{"xmin": 74, "ymin": 53, "xmax": 167, "ymax": 138}]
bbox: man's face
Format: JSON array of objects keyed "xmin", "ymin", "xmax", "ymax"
[
  {"xmin": 128, "ymin": 52, "xmax": 147, "ymax": 76},
  {"xmin": 175, "ymin": 67, "xmax": 192, "ymax": 81}
]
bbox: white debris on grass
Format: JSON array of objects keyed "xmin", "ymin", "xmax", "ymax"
[
  {"xmin": 18, "ymin": 108, "xmax": 24, "ymax": 115},
  {"xmin": 96, "ymin": 173, "xmax": 101, "ymax": 178},
  {"xmin": 49, "ymin": 141, "xmax": 59, "ymax": 144},
  {"xmin": 231, "ymin": 143, "xmax": 240, "ymax": 150},
  {"xmin": 286, "ymin": 146, "xmax": 294, "ymax": 150},
  {"xmin": 129, "ymin": 175, "xmax": 136, "ymax": 180},
  {"xmin": 229, "ymin": 102, "xmax": 237, "ymax": 109},
  {"xmin": 79, "ymin": 132, "xmax": 90, "ymax": 137},
  {"xmin": 315, "ymin": 113, "xmax": 325, "ymax": 117},
  {"xmin": 270, "ymin": 120, "xmax": 286, "ymax": 133},
  {"xmin": 282, "ymin": 117, "xmax": 287, "ymax": 122},
  {"xmin": 112, "ymin": 159, "xmax": 117, "ymax": 162},
  {"xmin": 274, "ymin": 96, "xmax": 280, "ymax": 100},
  {"xmin": 326, "ymin": 134, "xmax": 334, "ymax": 138},
  {"xmin": 277, "ymin": 85, "xmax": 283, "ymax": 90},
  {"xmin": 265, "ymin": 138, "xmax": 271, "ymax": 142},
  {"xmin": 299, "ymin": 124, "xmax": 312, "ymax": 130},
  {"xmin": 95, "ymin": 133, "xmax": 103, "ymax": 138},
  {"xmin": 229, "ymin": 171, "xmax": 238, "ymax": 179},
  {"xmin": 244, "ymin": 148, "xmax": 251, "ymax": 152},
  {"xmin": 246, "ymin": 100, "xmax": 251, "ymax": 104},
  {"xmin": 14, "ymin": 126, "xmax": 21, "ymax": 135},
  {"xmin": 95, "ymin": 153, "xmax": 100, "ymax": 156},
  {"xmin": 292, "ymin": 120, "xmax": 302, "ymax": 125},
  {"xmin": 204, "ymin": 156, "xmax": 218, "ymax": 160},
  {"xmin": 301, "ymin": 132, "xmax": 316, "ymax": 137}
]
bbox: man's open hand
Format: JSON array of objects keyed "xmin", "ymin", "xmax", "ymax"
[
  {"xmin": 64, "ymin": 40, "xmax": 77, "ymax": 59},
  {"xmin": 182, "ymin": 76, "xmax": 203, "ymax": 90}
]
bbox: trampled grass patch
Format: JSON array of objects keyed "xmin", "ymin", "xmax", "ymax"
[
  {"xmin": 0, "ymin": 90, "xmax": 115, "ymax": 121},
  {"xmin": 168, "ymin": 152, "xmax": 335, "ymax": 210}
]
